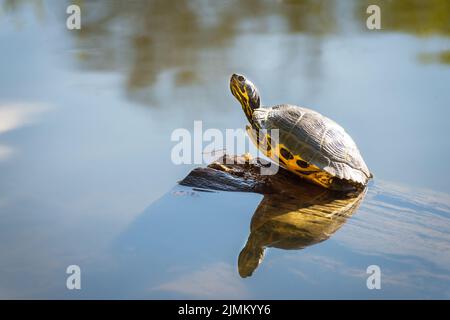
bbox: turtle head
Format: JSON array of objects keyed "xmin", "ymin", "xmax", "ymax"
[{"xmin": 230, "ymin": 73, "xmax": 261, "ymax": 124}]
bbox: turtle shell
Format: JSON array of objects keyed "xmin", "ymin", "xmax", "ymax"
[{"xmin": 252, "ymin": 104, "xmax": 372, "ymax": 186}]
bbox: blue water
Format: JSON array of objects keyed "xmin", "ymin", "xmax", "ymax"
[{"xmin": 0, "ymin": 0, "xmax": 449, "ymax": 299}]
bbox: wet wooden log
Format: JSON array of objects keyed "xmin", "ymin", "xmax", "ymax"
[{"xmin": 179, "ymin": 154, "xmax": 359, "ymax": 197}]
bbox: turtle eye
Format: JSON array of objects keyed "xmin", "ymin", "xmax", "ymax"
[{"xmin": 237, "ymin": 75, "xmax": 245, "ymax": 82}]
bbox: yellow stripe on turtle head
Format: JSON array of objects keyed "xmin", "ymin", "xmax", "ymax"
[
  {"xmin": 230, "ymin": 74, "xmax": 261, "ymax": 126},
  {"xmin": 231, "ymin": 83, "xmax": 252, "ymax": 119}
]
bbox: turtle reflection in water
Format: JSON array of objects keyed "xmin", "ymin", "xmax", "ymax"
[
  {"xmin": 229, "ymin": 73, "xmax": 372, "ymax": 192},
  {"xmin": 180, "ymin": 154, "xmax": 367, "ymax": 278}
]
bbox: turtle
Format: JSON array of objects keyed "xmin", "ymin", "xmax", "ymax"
[{"xmin": 229, "ymin": 73, "xmax": 372, "ymax": 191}]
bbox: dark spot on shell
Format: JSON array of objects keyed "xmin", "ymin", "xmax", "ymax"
[
  {"xmin": 280, "ymin": 148, "xmax": 294, "ymax": 160},
  {"xmin": 296, "ymin": 159, "xmax": 309, "ymax": 168}
]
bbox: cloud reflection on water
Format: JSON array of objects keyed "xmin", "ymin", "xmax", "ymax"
[{"xmin": 0, "ymin": 103, "xmax": 49, "ymax": 161}]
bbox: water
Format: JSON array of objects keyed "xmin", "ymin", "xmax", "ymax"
[
  {"xmin": 0, "ymin": 0, "xmax": 449, "ymax": 298},
  {"xmin": 79, "ymin": 181, "xmax": 450, "ymax": 299}
]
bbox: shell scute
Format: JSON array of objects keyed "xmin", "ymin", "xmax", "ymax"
[{"xmin": 253, "ymin": 104, "xmax": 371, "ymax": 187}]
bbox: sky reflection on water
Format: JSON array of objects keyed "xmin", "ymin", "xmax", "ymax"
[{"xmin": 72, "ymin": 181, "xmax": 450, "ymax": 299}]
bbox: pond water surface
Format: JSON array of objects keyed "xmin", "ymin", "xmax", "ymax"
[{"xmin": 0, "ymin": 0, "xmax": 450, "ymax": 298}]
